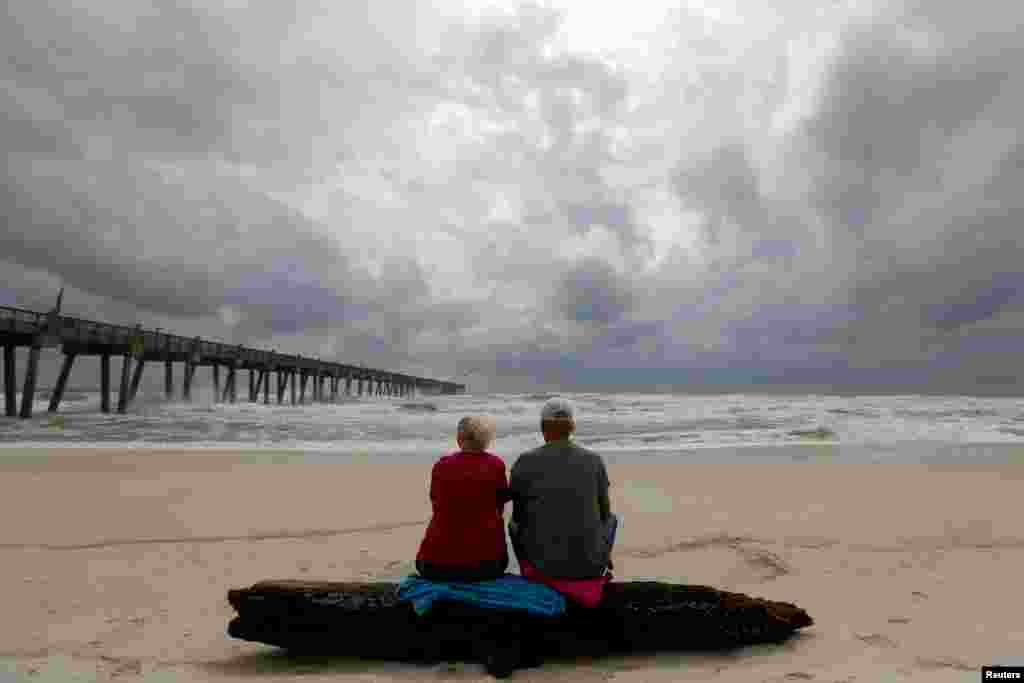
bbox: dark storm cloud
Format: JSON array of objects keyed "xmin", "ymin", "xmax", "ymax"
[
  {"xmin": 802, "ymin": 18, "xmax": 1019, "ymax": 240},
  {"xmin": 1, "ymin": 0, "xmax": 445, "ymax": 349},
  {"xmin": 5, "ymin": 0, "xmax": 1024, "ymax": 393},
  {"xmin": 552, "ymin": 259, "xmax": 633, "ymax": 325},
  {"xmin": 793, "ymin": 1, "xmax": 1024, "ymax": 356},
  {"xmin": 672, "ymin": 141, "xmax": 762, "ymax": 246},
  {"xmin": 0, "ymin": 157, "xmax": 377, "ymax": 326}
]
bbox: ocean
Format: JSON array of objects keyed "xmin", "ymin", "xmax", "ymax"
[{"xmin": 2, "ymin": 390, "xmax": 1024, "ymax": 462}]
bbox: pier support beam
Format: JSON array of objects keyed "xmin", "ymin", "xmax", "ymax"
[
  {"xmin": 18, "ymin": 343, "xmax": 42, "ymax": 419},
  {"xmin": 222, "ymin": 366, "xmax": 234, "ymax": 402},
  {"xmin": 100, "ymin": 353, "xmax": 111, "ymax": 413},
  {"xmin": 3, "ymin": 344, "xmax": 15, "ymax": 417},
  {"xmin": 299, "ymin": 371, "xmax": 308, "ymax": 404},
  {"xmin": 344, "ymin": 375, "xmax": 352, "ymax": 396},
  {"xmin": 117, "ymin": 353, "xmax": 132, "ymax": 414},
  {"xmin": 263, "ymin": 369, "xmax": 271, "ymax": 405},
  {"xmin": 290, "ymin": 371, "xmax": 296, "ymax": 405},
  {"xmin": 48, "ymin": 351, "xmax": 76, "ymax": 413},
  {"xmin": 330, "ymin": 376, "xmax": 338, "ymax": 402},
  {"xmin": 249, "ymin": 370, "xmax": 256, "ymax": 402},
  {"xmin": 212, "ymin": 365, "xmax": 221, "ymax": 404},
  {"xmin": 183, "ymin": 362, "xmax": 196, "ymax": 402},
  {"xmin": 128, "ymin": 359, "xmax": 146, "ymax": 404},
  {"xmin": 164, "ymin": 360, "xmax": 173, "ymax": 400}
]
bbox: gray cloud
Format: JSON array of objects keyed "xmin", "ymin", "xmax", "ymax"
[
  {"xmin": 791, "ymin": 1, "xmax": 1024, "ymax": 357},
  {"xmin": 552, "ymin": 259, "xmax": 634, "ymax": 325},
  {"xmin": 3, "ymin": 0, "xmax": 1024, "ymax": 393}
]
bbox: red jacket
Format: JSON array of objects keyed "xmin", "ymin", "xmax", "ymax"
[{"xmin": 416, "ymin": 450, "xmax": 508, "ymax": 567}]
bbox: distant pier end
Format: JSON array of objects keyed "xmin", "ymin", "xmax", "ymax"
[{"xmin": 0, "ymin": 304, "xmax": 465, "ymax": 418}]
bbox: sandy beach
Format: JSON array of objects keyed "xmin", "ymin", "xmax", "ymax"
[{"xmin": 1, "ymin": 447, "xmax": 1022, "ymax": 682}]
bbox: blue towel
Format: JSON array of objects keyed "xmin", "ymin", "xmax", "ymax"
[{"xmin": 397, "ymin": 574, "xmax": 566, "ymax": 617}]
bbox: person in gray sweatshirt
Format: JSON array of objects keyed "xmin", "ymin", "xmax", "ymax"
[{"xmin": 508, "ymin": 398, "xmax": 618, "ymax": 580}]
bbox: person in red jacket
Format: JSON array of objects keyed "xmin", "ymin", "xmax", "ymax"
[{"xmin": 415, "ymin": 415, "xmax": 510, "ymax": 582}]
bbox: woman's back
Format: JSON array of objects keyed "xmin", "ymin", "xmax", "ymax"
[{"xmin": 417, "ymin": 450, "xmax": 507, "ymax": 569}]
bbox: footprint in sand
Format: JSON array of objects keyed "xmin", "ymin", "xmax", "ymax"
[
  {"xmin": 887, "ymin": 617, "xmax": 911, "ymax": 624},
  {"xmin": 855, "ymin": 632, "xmax": 898, "ymax": 648},
  {"xmin": 911, "ymin": 591, "xmax": 928, "ymax": 601},
  {"xmin": 916, "ymin": 656, "xmax": 974, "ymax": 672},
  {"xmin": 784, "ymin": 673, "xmax": 815, "ymax": 680}
]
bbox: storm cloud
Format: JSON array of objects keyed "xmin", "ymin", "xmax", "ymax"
[{"xmin": 2, "ymin": 0, "xmax": 1023, "ymax": 394}]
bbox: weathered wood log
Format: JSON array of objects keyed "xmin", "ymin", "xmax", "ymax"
[{"xmin": 227, "ymin": 579, "xmax": 812, "ymax": 678}]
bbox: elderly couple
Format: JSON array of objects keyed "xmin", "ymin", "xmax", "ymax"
[{"xmin": 415, "ymin": 398, "xmax": 618, "ymax": 607}]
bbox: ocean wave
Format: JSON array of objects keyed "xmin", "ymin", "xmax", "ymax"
[
  {"xmin": 787, "ymin": 427, "xmax": 838, "ymax": 440},
  {"xmin": 893, "ymin": 408, "xmax": 1001, "ymax": 419},
  {"xmin": 826, "ymin": 408, "xmax": 879, "ymax": 417},
  {"xmin": 398, "ymin": 403, "xmax": 438, "ymax": 412}
]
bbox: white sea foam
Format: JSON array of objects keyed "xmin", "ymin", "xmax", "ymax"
[{"xmin": 2, "ymin": 391, "xmax": 1023, "ymax": 460}]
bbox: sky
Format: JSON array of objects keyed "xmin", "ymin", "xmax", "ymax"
[{"xmin": 2, "ymin": 0, "xmax": 1023, "ymax": 395}]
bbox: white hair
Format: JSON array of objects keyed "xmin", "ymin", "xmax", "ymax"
[{"xmin": 458, "ymin": 415, "xmax": 496, "ymax": 451}]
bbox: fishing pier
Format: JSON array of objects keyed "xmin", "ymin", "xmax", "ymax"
[{"xmin": 0, "ymin": 301, "xmax": 464, "ymax": 419}]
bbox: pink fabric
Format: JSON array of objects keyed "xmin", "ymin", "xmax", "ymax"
[{"xmin": 519, "ymin": 559, "xmax": 611, "ymax": 608}]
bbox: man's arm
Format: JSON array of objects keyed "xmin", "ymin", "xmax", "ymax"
[
  {"xmin": 597, "ymin": 458, "xmax": 611, "ymax": 523},
  {"xmin": 509, "ymin": 461, "xmax": 525, "ymax": 527}
]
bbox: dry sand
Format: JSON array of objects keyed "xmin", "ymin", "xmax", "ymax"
[{"xmin": 1, "ymin": 447, "xmax": 1022, "ymax": 682}]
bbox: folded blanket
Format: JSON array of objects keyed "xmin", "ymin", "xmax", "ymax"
[{"xmin": 397, "ymin": 574, "xmax": 566, "ymax": 617}]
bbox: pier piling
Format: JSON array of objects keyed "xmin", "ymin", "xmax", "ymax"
[
  {"xmin": 100, "ymin": 353, "xmax": 111, "ymax": 413},
  {"xmin": 212, "ymin": 365, "xmax": 221, "ymax": 403},
  {"xmin": 18, "ymin": 342, "xmax": 41, "ymax": 418},
  {"xmin": 183, "ymin": 362, "xmax": 195, "ymax": 402},
  {"xmin": 3, "ymin": 344, "xmax": 15, "ymax": 417},
  {"xmin": 223, "ymin": 365, "xmax": 236, "ymax": 403},
  {"xmin": 48, "ymin": 352, "xmax": 76, "ymax": 413},
  {"xmin": 117, "ymin": 353, "xmax": 132, "ymax": 413},
  {"xmin": 129, "ymin": 359, "xmax": 145, "ymax": 404},
  {"xmin": 164, "ymin": 360, "xmax": 173, "ymax": 400}
]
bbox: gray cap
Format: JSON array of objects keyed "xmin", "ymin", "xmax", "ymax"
[{"xmin": 540, "ymin": 397, "xmax": 574, "ymax": 420}]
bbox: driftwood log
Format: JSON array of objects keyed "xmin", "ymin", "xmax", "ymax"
[{"xmin": 227, "ymin": 580, "xmax": 813, "ymax": 678}]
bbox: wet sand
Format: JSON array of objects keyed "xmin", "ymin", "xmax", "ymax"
[{"xmin": 1, "ymin": 447, "xmax": 1022, "ymax": 681}]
